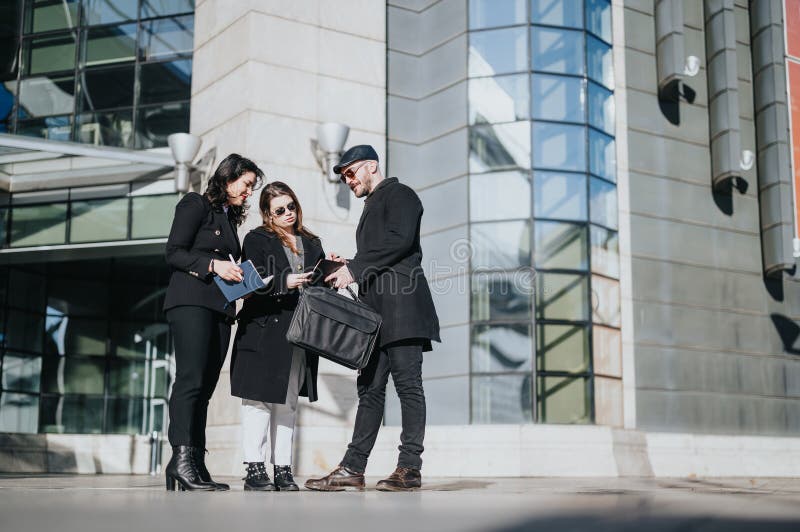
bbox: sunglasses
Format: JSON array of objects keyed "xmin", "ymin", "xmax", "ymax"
[
  {"xmin": 340, "ymin": 161, "xmax": 368, "ymax": 183},
  {"xmin": 272, "ymin": 202, "xmax": 296, "ymax": 216}
]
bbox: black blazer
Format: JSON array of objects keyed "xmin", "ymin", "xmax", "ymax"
[
  {"xmin": 163, "ymin": 192, "xmax": 242, "ymax": 318},
  {"xmin": 347, "ymin": 177, "xmax": 440, "ymax": 350},
  {"xmin": 230, "ymin": 228, "xmax": 325, "ymax": 404}
]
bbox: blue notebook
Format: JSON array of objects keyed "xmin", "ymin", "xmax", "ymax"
[{"xmin": 213, "ymin": 260, "xmax": 273, "ymax": 303}]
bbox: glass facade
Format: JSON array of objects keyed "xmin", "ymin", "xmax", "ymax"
[
  {"xmin": 0, "ymin": 0, "xmax": 193, "ymax": 148},
  {"xmin": 0, "ymin": 254, "xmax": 172, "ymax": 434},
  {"xmin": 466, "ymin": 0, "xmax": 619, "ymax": 424}
]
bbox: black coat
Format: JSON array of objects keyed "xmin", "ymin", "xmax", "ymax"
[
  {"xmin": 230, "ymin": 227, "xmax": 324, "ymax": 404},
  {"xmin": 163, "ymin": 192, "xmax": 241, "ymax": 318},
  {"xmin": 347, "ymin": 177, "xmax": 440, "ymax": 350}
]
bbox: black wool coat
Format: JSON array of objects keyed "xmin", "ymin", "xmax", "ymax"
[
  {"xmin": 347, "ymin": 177, "xmax": 440, "ymax": 351},
  {"xmin": 163, "ymin": 192, "xmax": 242, "ymax": 318},
  {"xmin": 230, "ymin": 227, "xmax": 324, "ymax": 404}
]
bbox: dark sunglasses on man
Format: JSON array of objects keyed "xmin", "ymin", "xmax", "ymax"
[{"xmin": 273, "ymin": 202, "xmax": 296, "ymax": 216}]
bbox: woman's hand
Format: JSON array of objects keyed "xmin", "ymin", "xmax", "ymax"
[
  {"xmin": 286, "ymin": 272, "xmax": 312, "ymax": 289},
  {"xmin": 213, "ymin": 260, "xmax": 243, "ymax": 282},
  {"xmin": 328, "ymin": 252, "xmax": 346, "ymax": 263}
]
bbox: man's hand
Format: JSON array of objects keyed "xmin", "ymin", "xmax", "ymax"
[
  {"xmin": 287, "ymin": 272, "xmax": 313, "ymax": 289},
  {"xmin": 325, "ymin": 266, "xmax": 355, "ymax": 289},
  {"xmin": 328, "ymin": 251, "xmax": 346, "ymax": 263}
]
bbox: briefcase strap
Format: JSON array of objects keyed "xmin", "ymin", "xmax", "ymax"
[{"xmin": 344, "ymin": 285, "xmax": 360, "ymax": 302}]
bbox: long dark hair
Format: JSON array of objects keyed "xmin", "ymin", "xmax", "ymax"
[
  {"xmin": 259, "ymin": 181, "xmax": 318, "ymax": 254},
  {"xmin": 204, "ymin": 153, "xmax": 264, "ymax": 226}
]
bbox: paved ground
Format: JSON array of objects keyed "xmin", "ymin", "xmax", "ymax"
[{"xmin": 1, "ymin": 475, "xmax": 799, "ymax": 531}]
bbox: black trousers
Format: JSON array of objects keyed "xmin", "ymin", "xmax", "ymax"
[
  {"xmin": 341, "ymin": 340, "xmax": 425, "ymax": 473},
  {"xmin": 166, "ymin": 306, "xmax": 231, "ymax": 447}
]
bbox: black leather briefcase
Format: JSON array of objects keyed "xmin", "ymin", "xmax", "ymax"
[{"xmin": 286, "ymin": 286, "xmax": 381, "ymax": 370}]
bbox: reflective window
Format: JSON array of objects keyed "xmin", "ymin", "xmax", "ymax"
[
  {"xmin": 469, "ymin": 121, "xmax": 531, "ymax": 173},
  {"xmin": 469, "ymin": 74, "xmax": 529, "ymax": 124},
  {"xmin": 84, "ymin": 0, "xmax": 138, "ymax": 26},
  {"xmin": 469, "ymin": 171, "xmax": 531, "ymax": 221},
  {"xmin": 40, "ymin": 394, "xmax": 104, "ymax": 433},
  {"xmin": 531, "ymin": 74, "xmax": 585, "ymax": 123},
  {"xmin": 82, "ymin": 23, "xmax": 137, "ymax": 67},
  {"xmin": 25, "ymin": 0, "xmax": 80, "ymax": 34},
  {"xmin": 532, "ymin": 122, "xmax": 586, "ymax": 172},
  {"xmin": 131, "ymin": 194, "xmax": 177, "ymax": 238},
  {"xmin": 17, "ymin": 76, "xmax": 76, "ymax": 118},
  {"xmin": 107, "ymin": 358, "xmax": 147, "ymax": 396},
  {"xmin": 1, "ymin": 353, "xmax": 42, "ymax": 393},
  {"xmin": 105, "ymin": 397, "xmax": 146, "ymax": 434},
  {"xmin": 534, "ymin": 221, "xmax": 588, "ymax": 270},
  {"xmin": 471, "ymin": 273, "xmax": 533, "ymax": 321},
  {"xmin": 135, "ymin": 101, "xmax": 189, "ymax": 149},
  {"xmin": 10, "ymin": 203, "xmax": 68, "ymax": 247},
  {"xmin": 530, "ymin": 27, "xmax": 584, "ymax": 75},
  {"xmin": 139, "ymin": 60, "xmax": 192, "ymax": 105},
  {"xmin": 536, "ymin": 323, "xmax": 589, "ymax": 373},
  {"xmin": 70, "ymin": 198, "xmax": 129, "ymax": 242},
  {"xmin": 589, "ymin": 177, "xmax": 617, "ymax": 229},
  {"xmin": 141, "ymin": 0, "xmax": 195, "ymax": 18},
  {"xmin": 80, "ymin": 65, "xmax": 135, "ymax": 110},
  {"xmin": 469, "ymin": 27, "xmax": 528, "ymax": 77},
  {"xmin": 586, "ymin": 0, "xmax": 612, "ymax": 43},
  {"xmin": 41, "ymin": 355, "xmax": 106, "ymax": 394},
  {"xmin": 537, "ymin": 375, "xmax": 591, "ymax": 423},
  {"xmin": 587, "ymin": 35, "xmax": 614, "ymax": 89},
  {"xmin": 6, "ymin": 310, "xmax": 44, "ymax": 353},
  {"xmin": 589, "ymin": 129, "xmax": 615, "ymax": 181},
  {"xmin": 533, "ymin": 171, "xmax": 587, "ymax": 221},
  {"xmin": 16, "ymin": 115, "xmax": 72, "ymax": 140},
  {"xmin": 470, "ymin": 220, "xmax": 531, "ymax": 270},
  {"xmin": 530, "ymin": 0, "xmax": 583, "ymax": 28},
  {"xmin": 472, "ymin": 324, "xmax": 532, "ymax": 372},
  {"xmin": 24, "ymin": 33, "xmax": 77, "ymax": 75},
  {"xmin": 472, "ymin": 374, "xmax": 533, "ymax": 423},
  {"xmin": 76, "ymin": 108, "xmax": 134, "ymax": 147},
  {"xmin": 470, "ymin": 0, "xmax": 526, "ymax": 29},
  {"xmin": 536, "ymin": 272, "xmax": 588, "ymax": 321},
  {"xmin": 588, "ymin": 81, "xmax": 614, "ymax": 135},
  {"xmin": 0, "ymin": 392, "xmax": 39, "ymax": 433},
  {"xmin": 140, "ymin": 15, "xmax": 194, "ymax": 61}
]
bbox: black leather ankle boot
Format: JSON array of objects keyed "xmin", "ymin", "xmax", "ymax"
[
  {"xmin": 243, "ymin": 462, "xmax": 276, "ymax": 491},
  {"xmin": 165, "ymin": 445, "xmax": 218, "ymax": 491},
  {"xmin": 193, "ymin": 448, "xmax": 230, "ymax": 491},
  {"xmin": 273, "ymin": 465, "xmax": 299, "ymax": 491}
]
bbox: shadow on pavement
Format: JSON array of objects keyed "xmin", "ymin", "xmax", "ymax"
[{"xmin": 494, "ymin": 515, "xmax": 799, "ymax": 532}]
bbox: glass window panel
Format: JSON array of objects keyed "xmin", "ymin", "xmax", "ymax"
[
  {"xmin": 135, "ymin": 101, "xmax": 189, "ymax": 149},
  {"xmin": 1, "ymin": 86, "xmax": 13, "ymax": 133},
  {"xmin": 533, "ymin": 171, "xmax": 587, "ymax": 221},
  {"xmin": 469, "ymin": 122, "xmax": 531, "ymax": 173},
  {"xmin": 592, "ymin": 275, "xmax": 620, "ymax": 327},
  {"xmin": 83, "ymin": 0, "xmax": 137, "ymax": 25},
  {"xmin": 24, "ymin": 33, "xmax": 76, "ymax": 75},
  {"xmin": 105, "ymin": 397, "xmax": 146, "ymax": 434},
  {"xmin": 469, "ymin": 171, "xmax": 530, "ymax": 221},
  {"xmin": 589, "ymin": 129, "xmax": 616, "ymax": 181},
  {"xmin": 112, "ymin": 320, "xmax": 170, "ymax": 359},
  {"xmin": 589, "ymin": 177, "xmax": 617, "ymax": 229},
  {"xmin": 471, "ymin": 374, "xmax": 533, "ymax": 423},
  {"xmin": 588, "ymin": 81, "xmax": 614, "ymax": 135},
  {"xmin": 534, "ymin": 221, "xmax": 588, "ymax": 270},
  {"xmin": 0, "ymin": 392, "xmax": 39, "ymax": 433},
  {"xmin": 532, "ymin": 122, "xmax": 586, "ymax": 172},
  {"xmin": 17, "ymin": 75, "xmax": 75, "ymax": 118},
  {"xmin": 140, "ymin": 15, "xmax": 194, "ymax": 61},
  {"xmin": 469, "ymin": 0, "xmax": 526, "ymax": 29},
  {"xmin": 25, "ymin": 0, "xmax": 80, "ymax": 34},
  {"xmin": 83, "ymin": 23, "xmax": 137, "ymax": 67},
  {"xmin": 471, "ymin": 324, "xmax": 532, "ymax": 372},
  {"xmin": 131, "ymin": 194, "xmax": 177, "ymax": 238},
  {"xmin": 151, "ymin": 398, "xmax": 166, "ymax": 431},
  {"xmin": 76, "ymin": 108, "xmax": 134, "ymax": 147},
  {"xmin": 63, "ymin": 317, "xmax": 108, "ymax": 355},
  {"xmin": 537, "ymin": 375, "xmax": 590, "ymax": 423},
  {"xmin": 530, "ymin": 27, "xmax": 584, "ymax": 75},
  {"xmin": 470, "ymin": 220, "xmax": 531, "ymax": 270},
  {"xmin": 531, "ymin": 74, "xmax": 585, "ymax": 123},
  {"xmin": 536, "ymin": 272, "xmax": 588, "ymax": 321},
  {"xmin": 10, "ymin": 203, "xmax": 67, "ymax": 247},
  {"xmin": 139, "ymin": 60, "xmax": 192, "ymax": 105},
  {"xmin": 108, "ymin": 358, "xmax": 146, "ymax": 396},
  {"xmin": 39, "ymin": 394, "xmax": 104, "ymax": 433},
  {"xmin": 590, "ymin": 225, "xmax": 619, "ymax": 278},
  {"xmin": 141, "ymin": 0, "xmax": 194, "ymax": 18},
  {"xmin": 469, "ymin": 74, "xmax": 528, "ymax": 124},
  {"xmin": 471, "ymin": 272, "xmax": 533, "ymax": 321},
  {"xmin": 48, "ymin": 277, "xmax": 109, "ymax": 317},
  {"xmin": 69, "ymin": 197, "xmax": 129, "ymax": 242},
  {"xmin": 152, "ymin": 364, "xmax": 169, "ymax": 397},
  {"xmin": 586, "ymin": 0, "xmax": 612, "ymax": 43},
  {"xmin": 530, "ymin": 0, "xmax": 583, "ymax": 28},
  {"xmin": 8, "ymin": 268, "xmax": 46, "ymax": 312},
  {"xmin": 536, "ymin": 323, "xmax": 589, "ymax": 373},
  {"xmin": 468, "ymin": 27, "xmax": 528, "ymax": 77},
  {"xmin": 41, "ymin": 355, "xmax": 105, "ymax": 394},
  {"xmin": 16, "ymin": 115, "xmax": 72, "ymax": 140},
  {"xmin": 80, "ymin": 65, "xmax": 135, "ymax": 110},
  {"xmin": 6, "ymin": 310, "xmax": 44, "ymax": 353},
  {"xmin": 1, "ymin": 353, "xmax": 42, "ymax": 392},
  {"xmin": 587, "ymin": 35, "xmax": 614, "ymax": 89}
]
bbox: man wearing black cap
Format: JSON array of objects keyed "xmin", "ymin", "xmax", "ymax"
[{"xmin": 305, "ymin": 145, "xmax": 440, "ymax": 492}]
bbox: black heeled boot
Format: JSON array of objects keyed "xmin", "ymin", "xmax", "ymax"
[
  {"xmin": 165, "ymin": 445, "xmax": 218, "ymax": 491},
  {"xmin": 273, "ymin": 465, "xmax": 299, "ymax": 491},
  {"xmin": 243, "ymin": 462, "xmax": 276, "ymax": 491},
  {"xmin": 193, "ymin": 448, "xmax": 230, "ymax": 491}
]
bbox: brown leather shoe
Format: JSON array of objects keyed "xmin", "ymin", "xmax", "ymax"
[
  {"xmin": 375, "ymin": 467, "xmax": 421, "ymax": 491},
  {"xmin": 304, "ymin": 465, "xmax": 365, "ymax": 491}
]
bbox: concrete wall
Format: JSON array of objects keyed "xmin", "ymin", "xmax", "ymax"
[
  {"xmin": 190, "ymin": 0, "xmax": 386, "ymax": 475},
  {"xmin": 622, "ymin": 0, "xmax": 800, "ymax": 435}
]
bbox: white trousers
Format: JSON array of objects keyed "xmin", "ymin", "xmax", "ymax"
[{"xmin": 241, "ymin": 349, "xmax": 306, "ymax": 465}]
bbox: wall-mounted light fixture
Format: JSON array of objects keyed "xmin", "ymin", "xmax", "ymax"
[
  {"xmin": 168, "ymin": 133, "xmax": 202, "ymax": 193},
  {"xmin": 311, "ymin": 122, "xmax": 350, "ymax": 183}
]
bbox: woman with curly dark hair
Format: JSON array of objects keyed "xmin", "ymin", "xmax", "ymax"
[{"xmin": 163, "ymin": 153, "xmax": 263, "ymax": 491}]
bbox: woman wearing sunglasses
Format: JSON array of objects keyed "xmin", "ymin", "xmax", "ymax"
[{"xmin": 230, "ymin": 181, "xmax": 325, "ymax": 491}]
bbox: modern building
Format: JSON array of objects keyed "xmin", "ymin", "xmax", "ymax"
[{"xmin": 0, "ymin": 0, "xmax": 799, "ymax": 478}]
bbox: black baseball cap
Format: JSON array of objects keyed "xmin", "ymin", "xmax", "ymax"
[{"xmin": 333, "ymin": 145, "xmax": 379, "ymax": 174}]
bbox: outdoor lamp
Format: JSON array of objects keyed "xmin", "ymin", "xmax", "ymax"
[
  {"xmin": 168, "ymin": 133, "xmax": 202, "ymax": 193},
  {"xmin": 312, "ymin": 122, "xmax": 350, "ymax": 183}
]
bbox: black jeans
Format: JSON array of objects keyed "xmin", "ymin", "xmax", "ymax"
[
  {"xmin": 341, "ymin": 340, "xmax": 425, "ymax": 473},
  {"xmin": 166, "ymin": 306, "xmax": 231, "ymax": 447}
]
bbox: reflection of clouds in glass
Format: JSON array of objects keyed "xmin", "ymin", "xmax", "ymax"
[
  {"xmin": 17, "ymin": 77, "xmax": 74, "ymax": 117},
  {"xmin": 533, "ymin": 122, "xmax": 586, "ymax": 171},
  {"xmin": 469, "ymin": 122, "xmax": 531, "ymax": 173},
  {"xmin": 469, "ymin": 74, "xmax": 528, "ymax": 125},
  {"xmin": 468, "ymin": 28, "xmax": 527, "ymax": 77},
  {"xmin": 470, "ymin": 171, "xmax": 530, "ymax": 221},
  {"xmin": 470, "ymin": 220, "xmax": 530, "ymax": 270}
]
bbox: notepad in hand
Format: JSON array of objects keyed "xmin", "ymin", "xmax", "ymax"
[{"xmin": 213, "ymin": 259, "xmax": 273, "ymax": 303}]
